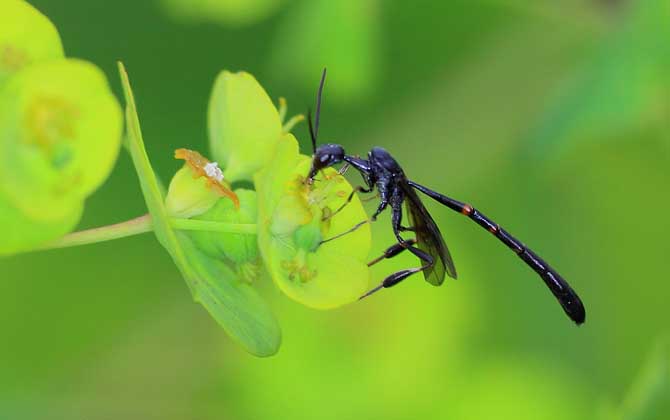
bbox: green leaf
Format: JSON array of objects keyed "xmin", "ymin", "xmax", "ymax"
[
  {"xmin": 255, "ymin": 134, "xmax": 372, "ymax": 309},
  {"xmin": 528, "ymin": 0, "xmax": 670, "ymax": 157},
  {"xmin": 118, "ymin": 62, "xmax": 281, "ymax": 357},
  {"xmin": 208, "ymin": 70, "xmax": 283, "ymax": 183},
  {"xmin": 0, "ymin": 0, "xmax": 64, "ymax": 87}
]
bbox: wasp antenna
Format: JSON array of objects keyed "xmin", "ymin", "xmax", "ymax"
[
  {"xmin": 307, "ymin": 108, "xmax": 317, "ymax": 154},
  {"xmin": 313, "ymin": 68, "xmax": 327, "ymax": 141}
]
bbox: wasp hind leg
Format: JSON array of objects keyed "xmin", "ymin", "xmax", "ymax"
[
  {"xmin": 360, "ymin": 204, "xmax": 433, "ymax": 299},
  {"xmin": 360, "ymin": 244, "xmax": 433, "ymax": 300}
]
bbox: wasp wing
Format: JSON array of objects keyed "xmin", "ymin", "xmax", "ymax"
[{"xmin": 401, "ymin": 183, "xmax": 457, "ymax": 285}]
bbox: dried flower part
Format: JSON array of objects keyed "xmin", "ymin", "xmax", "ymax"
[{"xmin": 174, "ymin": 148, "xmax": 239, "ymax": 208}]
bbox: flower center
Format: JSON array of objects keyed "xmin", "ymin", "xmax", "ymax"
[{"xmin": 25, "ymin": 95, "xmax": 79, "ymax": 168}]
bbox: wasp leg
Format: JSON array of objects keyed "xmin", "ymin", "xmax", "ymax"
[
  {"xmin": 361, "ymin": 193, "xmax": 380, "ymax": 203},
  {"xmin": 360, "ymin": 203, "xmax": 433, "ymax": 299},
  {"xmin": 360, "ymin": 245, "xmax": 433, "ymax": 300},
  {"xmin": 320, "ymin": 199, "xmax": 388, "ymax": 244},
  {"xmin": 320, "ymin": 219, "xmax": 370, "ymax": 244},
  {"xmin": 323, "ymin": 185, "xmax": 373, "ymax": 221},
  {"xmin": 367, "ymin": 239, "xmax": 417, "ymax": 267}
]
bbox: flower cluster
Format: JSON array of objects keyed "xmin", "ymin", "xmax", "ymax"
[
  {"xmin": 124, "ymin": 68, "xmax": 372, "ymax": 356},
  {"xmin": 0, "ymin": 0, "xmax": 122, "ymax": 254},
  {"xmin": 1, "ymin": 0, "xmax": 372, "ymax": 357}
]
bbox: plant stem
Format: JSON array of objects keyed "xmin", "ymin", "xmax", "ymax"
[
  {"xmin": 36, "ymin": 214, "xmax": 153, "ymax": 250},
  {"xmin": 36, "ymin": 214, "xmax": 257, "ymax": 251},
  {"xmin": 171, "ymin": 219, "xmax": 257, "ymax": 235}
]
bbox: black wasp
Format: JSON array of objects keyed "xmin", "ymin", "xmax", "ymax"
[{"xmin": 306, "ymin": 69, "xmax": 585, "ymax": 325}]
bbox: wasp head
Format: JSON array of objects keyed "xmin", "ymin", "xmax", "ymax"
[{"xmin": 308, "ymin": 143, "xmax": 345, "ymax": 180}]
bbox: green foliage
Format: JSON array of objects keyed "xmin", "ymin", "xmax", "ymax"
[
  {"xmin": 0, "ymin": 51, "xmax": 376, "ymax": 355},
  {"xmin": 166, "ymin": 66, "xmax": 371, "ymax": 347},
  {"xmin": 0, "ymin": 60, "xmax": 122, "ymax": 217},
  {"xmin": 255, "ymin": 134, "xmax": 372, "ymax": 309},
  {"xmin": 0, "ymin": 0, "xmax": 64, "ymax": 86},
  {"xmin": 528, "ymin": 0, "xmax": 670, "ymax": 157},
  {"xmin": 3, "ymin": 0, "xmax": 670, "ymax": 417},
  {"xmin": 0, "ymin": 1, "xmax": 121, "ymax": 254},
  {"xmin": 119, "ymin": 62, "xmax": 282, "ymax": 357}
]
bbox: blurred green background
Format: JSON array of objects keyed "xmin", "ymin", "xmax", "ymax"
[{"xmin": 1, "ymin": 0, "xmax": 669, "ymax": 419}]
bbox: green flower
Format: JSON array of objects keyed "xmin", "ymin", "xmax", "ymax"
[
  {"xmin": 255, "ymin": 134, "xmax": 372, "ymax": 309},
  {"xmin": 0, "ymin": 2, "xmax": 122, "ymax": 254},
  {"xmin": 0, "ymin": 0, "xmax": 64, "ymax": 87},
  {"xmin": 0, "ymin": 59, "xmax": 122, "ymax": 254},
  {"xmin": 207, "ymin": 70, "xmax": 373, "ymax": 308},
  {"xmin": 165, "ymin": 148, "xmax": 259, "ymax": 282},
  {"xmin": 119, "ymin": 63, "xmax": 281, "ymax": 357}
]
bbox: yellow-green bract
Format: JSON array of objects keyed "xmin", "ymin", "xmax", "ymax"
[
  {"xmin": 165, "ymin": 148, "xmax": 258, "ymax": 278},
  {"xmin": 0, "ymin": 0, "xmax": 64, "ymax": 87},
  {"xmin": 0, "ymin": 59, "xmax": 122, "ymax": 254},
  {"xmin": 189, "ymin": 189, "xmax": 261, "ymax": 282},
  {"xmin": 255, "ymin": 135, "xmax": 372, "ymax": 309},
  {"xmin": 119, "ymin": 62, "xmax": 281, "ymax": 357},
  {"xmin": 208, "ymin": 70, "xmax": 284, "ymax": 183}
]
